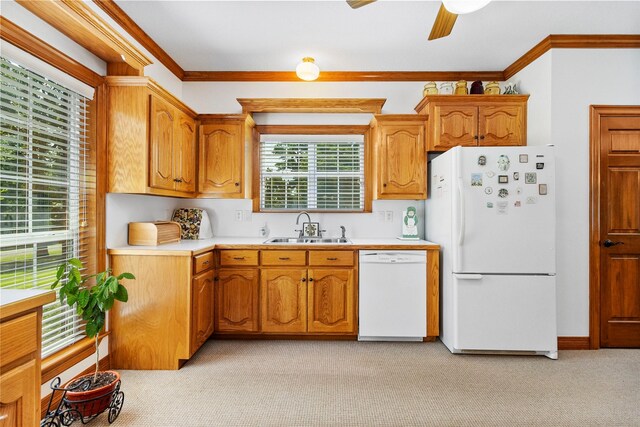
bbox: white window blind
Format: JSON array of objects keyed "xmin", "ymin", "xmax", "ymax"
[
  {"xmin": 260, "ymin": 134, "xmax": 364, "ymax": 211},
  {"xmin": 0, "ymin": 56, "xmax": 93, "ymax": 357}
]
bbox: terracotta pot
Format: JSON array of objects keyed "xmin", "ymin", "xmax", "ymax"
[{"xmin": 64, "ymin": 370, "xmax": 120, "ymax": 418}]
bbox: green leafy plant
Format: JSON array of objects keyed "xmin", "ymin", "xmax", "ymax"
[{"xmin": 52, "ymin": 258, "xmax": 134, "ymax": 384}]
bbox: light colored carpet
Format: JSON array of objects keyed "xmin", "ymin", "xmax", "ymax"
[{"xmin": 91, "ymin": 340, "xmax": 639, "ymax": 426}]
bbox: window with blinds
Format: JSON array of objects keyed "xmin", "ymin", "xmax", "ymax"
[
  {"xmin": 0, "ymin": 56, "xmax": 94, "ymax": 357},
  {"xmin": 260, "ymin": 134, "xmax": 365, "ymax": 211}
]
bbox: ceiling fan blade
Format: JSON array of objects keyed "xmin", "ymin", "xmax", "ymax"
[
  {"xmin": 347, "ymin": 0, "xmax": 377, "ymax": 9},
  {"xmin": 428, "ymin": 3, "xmax": 458, "ymax": 40}
]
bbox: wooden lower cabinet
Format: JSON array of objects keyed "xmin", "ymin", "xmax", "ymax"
[
  {"xmin": 109, "ymin": 252, "xmax": 215, "ymax": 369},
  {"xmin": 191, "ymin": 270, "xmax": 215, "ymax": 354},
  {"xmin": 308, "ymin": 269, "xmax": 355, "ymax": 333},
  {"xmin": 216, "ymin": 268, "xmax": 260, "ymax": 332},
  {"xmin": 0, "ymin": 360, "xmax": 38, "ymax": 427},
  {"xmin": 261, "ymin": 269, "xmax": 307, "ymax": 333}
]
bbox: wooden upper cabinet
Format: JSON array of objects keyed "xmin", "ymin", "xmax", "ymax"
[
  {"xmin": 106, "ymin": 76, "xmax": 197, "ymax": 198},
  {"xmin": 176, "ymin": 113, "xmax": 197, "ymax": 193},
  {"xmin": 149, "ymin": 96, "xmax": 176, "ymax": 190},
  {"xmin": 216, "ymin": 268, "xmax": 259, "ymax": 332},
  {"xmin": 371, "ymin": 115, "xmax": 426, "ymax": 200},
  {"xmin": 261, "ymin": 269, "xmax": 307, "ymax": 333},
  {"xmin": 415, "ymin": 95, "xmax": 529, "ymax": 151},
  {"xmin": 307, "ymin": 269, "xmax": 355, "ymax": 333},
  {"xmin": 198, "ymin": 115, "xmax": 255, "ymax": 198}
]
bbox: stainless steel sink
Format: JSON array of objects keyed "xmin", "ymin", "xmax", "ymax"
[{"xmin": 264, "ymin": 237, "xmax": 352, "ymax": 244}]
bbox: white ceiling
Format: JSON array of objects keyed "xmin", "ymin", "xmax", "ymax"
[{"xmin": 115, "ymin": 1, "xmax": 640, "ymax": 72}]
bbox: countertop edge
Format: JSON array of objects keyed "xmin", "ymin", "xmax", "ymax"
[{"xmin": 0, "ymin": 290, "xmax": 56, "ymax": 320}]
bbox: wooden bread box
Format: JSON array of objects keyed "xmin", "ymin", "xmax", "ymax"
[{"xmin": 128, "ymin": 221, "xmax": 181, "ymax": 246}]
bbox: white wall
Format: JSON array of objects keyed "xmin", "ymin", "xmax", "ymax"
[
  {"xmin": 512, "ymin": 48, "xmax": 640, "ymax": 337},
  {"xmin": 106, "ymin": 194, "xmax": 425, "ymax": 248}
]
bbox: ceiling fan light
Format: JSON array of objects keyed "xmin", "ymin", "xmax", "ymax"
[
  {"xmin": 442, "ymin": 0, "xmax": 491, "ymax": 15},
  {"xmin": 296, "ymin": 57, "xmax": 320, "ymax": 81}
]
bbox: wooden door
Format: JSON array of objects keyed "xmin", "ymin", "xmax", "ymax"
[
  {"xmin": 432, "ymin": 105, "xmax": 477, "ymax": 150},
  {"xmin": 261, "ymin": 269, "xmax": 307, "ymax": 333},
  {"xmin": 478, "ymin": 104, "xmax": 525, "ymax": 146},
  {"xmin": 175, "ymin": 114, "xmax": 196, "ymax": 193},
  {"xmin": 216, "ymin": 269, "xmax": 259, "ymax": 332},
  {"xmin": 378, "ymin": 123, "xmax": 426, "ymax": 199},
  {"xmin": 149, "ymin": 95, "xmax": 175, "ymax": 190},
  {"xmin": 598, "ymin": 114, "xmax": 640, "ymax": 348},
  {"xmin": 307, "ymin": 269, "xmax": 355, "ymax": 333},
  {"xmin": 199, "ymin": 123, "xmax": 243, "ymax": 195},
  {"xmin": 191, "ymin": 270, "xmax": 215, "ymax": 354},
  {"xmin": 0, "ymin": 360, "xmax": 38, "ymax": 427}
]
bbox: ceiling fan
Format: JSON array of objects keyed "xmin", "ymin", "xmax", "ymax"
[{"xmin": 347, "ymin": 0, "xmax": 491, "ymax": 40}]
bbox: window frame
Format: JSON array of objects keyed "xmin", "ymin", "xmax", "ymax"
[{"xmin": 253, "ymin": 125, "xmax": 372, "ymax": 213}]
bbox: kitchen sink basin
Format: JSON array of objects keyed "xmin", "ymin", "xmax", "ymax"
[{"xmin": 264, "ymin": 237, "xmax": 352, "ymax": 244}]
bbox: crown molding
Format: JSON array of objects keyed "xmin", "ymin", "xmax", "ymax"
[
  {"xmin": 183, "ymin": 70, "xmax": 504, "ymax": 82},
  {"xmin": 0, "ymin": 16, "xmax": 104, "ymax": 88},
  {"xmin": 16, "ymin": 0, "xmax": 152, "ymax": 71},
  {"xmin": 255, "ymin": 125, "xmax": 371, "ymax": 135},
  {"xmin": 91, "ymin": 0, "xmax": 185, "ymax": 80},
  {"xmin": 503, "ymin": 34, "xmax": 640, "ymax": 80},
  {"xmin": 237, "ymin": 98, "xmax": 386, "ymax": 114}
]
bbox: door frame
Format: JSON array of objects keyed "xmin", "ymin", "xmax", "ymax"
[{"xmin": 589, "ymin": 105, "xmax": 640, "ymax": 349}]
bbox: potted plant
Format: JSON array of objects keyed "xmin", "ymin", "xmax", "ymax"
[{"xmin": 51, "ymin": 258, "xmax": 134, "ymax": 418}]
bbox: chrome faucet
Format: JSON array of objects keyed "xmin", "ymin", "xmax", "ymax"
[
  {"xmin": 295, "ymin": 211, "xmax": 312, "ymax": 237},
  {"xmin": 340, "ymin": 225, "xmax": 346, "ymax": 239}
]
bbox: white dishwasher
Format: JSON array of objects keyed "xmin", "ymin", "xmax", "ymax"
[{"xmin": 358, "ymin": 250, "xmax": 427, "ymax": 341}]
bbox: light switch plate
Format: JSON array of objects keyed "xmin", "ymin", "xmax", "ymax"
[{"xmin": 385, "ymin": 211, "xmax": 393, "ymax": 222}]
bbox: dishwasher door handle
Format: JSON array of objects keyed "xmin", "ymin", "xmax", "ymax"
[{"xmin": 453, "ymin": 274, "xmax": 483, "ymax": 280}]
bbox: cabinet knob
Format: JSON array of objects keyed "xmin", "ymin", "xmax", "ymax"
[
  {"xmin": 202, "ymin": 260, "xmax": 209, "ymax": 265},
  {"xmin": 474, "ymin": 135, "xmax": 479, "ymax": 140},
  {"xmin": 279, "ymin": 257, "xmax": 290, "ymax": 260},
  {"xmin": 235, "ymin": 182, "xmax": 240, "ymax": 186},
  {"xmin": 383, "ymin": 183, "xmax": 387, "ymax": 187},
  {"xmin": 233, "ymin": 257, "xmax": 245, "ymax": 260},
  {"xmin": 479, "ymin": 135, "xmax": 485, "ymax": 140},
  {"xmin": 327, "ymin": 257, "xmax": 338, "ymax": 261},
  {"xmin": 309, "ymin": 277, "xmax": 314, "ymax": 282},
  {"xmin": 301, "ymin": 278, "xmax": 306, "ymax": 282}
]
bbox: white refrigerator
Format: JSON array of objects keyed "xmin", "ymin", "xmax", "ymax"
[{"xmin": 427, "ymin": 146, "xmax": 557, "ymax": 359}]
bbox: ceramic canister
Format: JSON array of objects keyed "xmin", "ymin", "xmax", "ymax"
[
  {"xmin": 454, "ymin": 80, "xmax": 468, "ymax": 95},
  {"xmin": 423, "ymin": 82, "xmax": 438, "ymax": 96},
  {"xmin": 439, "ymin": 82, "xmax": 454, "ymax": 95},
  {"xmin": 470, "ymin": 80, "xmax": 484, "ymax": 94},
  {"xmin": 485, "ymin": 81, "xmax": 500, "ymax": 95}
]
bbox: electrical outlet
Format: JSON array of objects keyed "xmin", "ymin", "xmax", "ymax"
[
  {"xmin": 243, "ymin": 210, "xmax": 252, "ymax": 222},
  {"xmin": 385, "ymin": 211, "xmax": 393, "ymax": 222},
  {"xmin": 234, "ymin": 210, "xmax": 243, "ymax": 221},
  {"xmin": 377, "ymin": 211, "xmax": 385, "ymax": 222}
]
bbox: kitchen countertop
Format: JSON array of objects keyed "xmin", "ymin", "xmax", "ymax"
[
  {"xmin": 0, "ymin": 289, "xmax": 56, "ymax": 320},
  {"xmin": 108, "ymin": 236, "xmax": 440, "ymax": 256}
]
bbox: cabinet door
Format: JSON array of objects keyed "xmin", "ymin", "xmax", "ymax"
[
  {"xmin": 307, "ymin": 269, "xmax": 355, "ymax": 333},
  {"xmin": 478, "ymin": 104, "xmax": 525, "ymax": 146},
  {"xmin": 149, "ymin": 95, "xmax": 175, "ymax": 190},
  {"xmin": 378, "ymin": 123, "xmax": 426, "ymax": 199},
  {"xmin": 191, "ymin": 270, "xmax": 215, "ymax": 354},
  {"xmin": 261, "ymin": 269, "xmax": 307, "ymax": 333},
  {"xmin": 432, "ymin": 105, "xmax": 478, "ymax": 150},
  {"xmin": 175, "ymin": 114, "xmax": 197, "ymax": 193},
  {"xmin": 216, "ymin": 269, "xmax": 259, "ymax": 332},
  {"xmin": 0, "ymin": 360, "xmax": 38, "ymax": 427},
  {"xmin": 199, "ymin": 124, "xmax": 243, "ymax": 195}
]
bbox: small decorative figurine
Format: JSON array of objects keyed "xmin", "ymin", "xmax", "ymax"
[
  {"xmin": 470, "ymin": 81, "xmax": 484, "ymax": 94},
  {"xmin": 401, "ymin": 206, "xmax": 419, "ymax": 240},
  {"xmin": 485, "ymin": 81, "xmax": 501, "ymax": 94},
  {"xmin": 503, "ymin": 81, "xmax": 519, "ymax": 94},
  {"xmin": 439, "ymin": 82, "xmax": 454, "ymax": 95},
  {"xmin": 423, "ymin": 81, "xmax": 438, "ymax": 96},
  {"xmin": 454, "ymin": 80, "xmax": 468, "ymax": 95}
]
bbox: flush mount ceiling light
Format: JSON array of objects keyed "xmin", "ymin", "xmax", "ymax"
[
  {"xmin": 296, "ymin": 57, "xmax": 320, "ymax": 81},
  {"xmin": 442, "ymin": 0, "xmax": 492, "ymax": 15}
]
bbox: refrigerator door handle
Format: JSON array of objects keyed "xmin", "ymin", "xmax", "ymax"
[
  {"xmin": 457, "ymin": 176, "xmax": 465, "ymax": 246},
  {"xmin": 453, "ymin": 274, "xmax": 483, "ymax": 280}
]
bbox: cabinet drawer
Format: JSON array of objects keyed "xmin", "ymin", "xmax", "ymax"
[
  {"xmin": 1, "ymin": 312, "xmax": 38, "ymax": 367},
  {"xmin": 219, "ymin": 250, "xmax": 259, "ymax": 266},
  {"xmin": 308, "ymin": 251, "xmax": 354, "ymax": 266},
  {"xmin": 193, "ymin": 252, "xmax": 214, "ymax": 274},
  {"xmin": 261, "ymin": 250, "xmax": 306, "ymax": 266}
]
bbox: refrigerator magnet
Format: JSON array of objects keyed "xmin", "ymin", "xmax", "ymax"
[
  {"xmin": 498, "ymin": 175, "xmax": 508, "ymax": 184},
  {"xmin": 497, "ymin": 201, "xmax": 508, "ymax": 214},
  {"xmin": 525, "ymin": 172, "xmax": 537, "ymax": 184},
  {"xmin": 471, "ymin": 173, "xmax": 483, "ymax": 186},
  {"xmin": 486, "ymin": 202, "xmax": 494, "ymax": 208},
  {"xmin": 539, "ymin": 184, "xmax": 548, "ymax": 195},
  {"xmin": 485, "ymin": 187, "xmax": 493, "ymax": 195},
  {"xmin": 519, "ymin": 154, "xmax": 529, "ymax": 163},
  {"xmin": 514, "ymin": 200, "xmax": 522, "ymax": 207},
  {"xmin": 497, "ymin": 155, "xmax": 511, "ymax": 171},
  {"xmin": 536, "ymin": 162, "xmax": 545, "ymax": 169},
  {"xmin": 498, "ymin": 188, "xmax": 509, "ymax": 198},
  {"xmin": 516, "ymin": 187, "xmax": 523, "ymax": 194},
  {"xmin": 486, "ymin": 171, "xmax": 496, "ymax": 178},
  {"xmin": 526, "ymin": 196, "xmax": 537, "ymax": 204},
  {"xmin": 513, "ymin": 172, "xmax": 520, "ymax": 180},
  {"xmin": 478, "ymin": 155, "xmax": 487, "ymax": 166}
]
